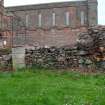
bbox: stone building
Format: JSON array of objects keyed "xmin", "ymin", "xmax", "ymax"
[{"xmin": 5, "ymin": 0, "xmax": 98, "ymax": 47}]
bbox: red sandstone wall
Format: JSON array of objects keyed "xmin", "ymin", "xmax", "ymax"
[
  {"xmin": 22, "ymin": 27, "xmax": 88, "ymax": 47},
  {"xmin": 5, "ymin": 0, "xmax": 98, "ymax": 47},
  {"xmin": 1, "ymin": 15, "xmax": 12, "ymax": 48}
]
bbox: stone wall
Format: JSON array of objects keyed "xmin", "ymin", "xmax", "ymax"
[
  {"xmin": 0, "ymin": 48, "xmax": 12, "ymax": 71},
  {"xmin": 88, "ymin": 0, "xmax": 98, "ymax": 26},
  {"xmin": 25, "ymin": 26, "xmax": 105, "ymax": 71},
  {"xmin": 13, "ymin": 27, "xmax": 87, "ymax": 47},
  {"xmin": 5, "ymin": 0, "xmax": 98, "ymax": 47},
  {"xmin": 25, "ymin": 46, "xmax": 95, "ymax": 70},
  {"xmin": 6, "ymin": 1, "xmax": 89, "ymax": 28},
  {"xmin": 0, "ymin": 0, "xmax": 4, "ymax": 35}
]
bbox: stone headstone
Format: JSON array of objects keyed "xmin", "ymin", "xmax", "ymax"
[{"xmin": 12, "ymin": 47, "xmax": 25, "ymax": 70}]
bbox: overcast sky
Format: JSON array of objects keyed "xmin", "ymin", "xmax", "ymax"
[{"xmin": 4, "ymin": 0, "xmax": 105, "ymax": 25}]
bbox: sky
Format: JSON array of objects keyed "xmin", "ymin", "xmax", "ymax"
[{"xmin": 4, "ymin": 0, "xmax": 105, "ymax": 25}]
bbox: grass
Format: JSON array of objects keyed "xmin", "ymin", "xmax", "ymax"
[{"xmin": 0, "ymin": 69, "xmax": 105, "ymax": 105}]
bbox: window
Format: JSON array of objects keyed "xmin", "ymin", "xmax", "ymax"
[
  {"xmin": 65, "ymin": 12, "xmax": 70, "ymax": 26},
  {"xmin": 81, "ymin": 11, "xmax": 85, "ymax": 25},
  {"xmin": 52, "ymin": 13, "xmax": 56, "ymax": 26},
  {"xmin": 26, "ymin": 14, "xmax": 29, "ymax": 27},
  {"xmin": 38, "ymin": 13, "xmax": 42, "ymax": 27}
]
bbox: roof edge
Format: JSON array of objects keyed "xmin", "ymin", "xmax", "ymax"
[{"xmin": 5, "ymin": 1, "xmax": 87, "ymax": 12}]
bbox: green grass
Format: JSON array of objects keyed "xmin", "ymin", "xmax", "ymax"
[{"xmin": 0, "ymin": 69, "xmax": 105, "ymax": 105}]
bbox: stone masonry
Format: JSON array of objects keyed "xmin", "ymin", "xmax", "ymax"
[
  {"xmin": 0, "ymin": 0, "xmax": 98, "ymax": 69},
  {"xmin": 4, "ymin": 0, "xmax": 98, "ymax": 47}
]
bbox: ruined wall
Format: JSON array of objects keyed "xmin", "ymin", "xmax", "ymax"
[
  {"xmin": 24, "ymin": 27, "xmax": 87, "ymax": 47},
  {"xmin": 5, "ymin": 0, "xmax": 97, "ymax": 47},
  {"xmin": 0, "ymin": 48, "xmax": 12, "ymax": 71},
  {"xmin": 25, "ymin": 46, "xmax": 95, "ymax": 70},
  {"xmin": 25, "ymin": 26, "xmax": 105, "ymax": 71}
]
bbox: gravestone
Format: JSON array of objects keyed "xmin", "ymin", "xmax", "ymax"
[{"xmin": 12, "ymin": 46, "xmax": 25, "ymax": 69}]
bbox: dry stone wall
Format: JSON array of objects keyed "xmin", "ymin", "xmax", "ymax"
[
  {"xmin": 25, "ymin": 46, "xmax": 95, "ymax": 70},
  {"xmin": 0, "ymin": 49, "xmax": 12, "ymax": 71}
]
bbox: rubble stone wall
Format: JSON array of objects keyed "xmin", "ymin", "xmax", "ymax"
[
  {"xmin": 25, "ymin": 26, "xmax": 105, "ymax": 71},
  {"xmin": 0, "ymin": 49, "xmax": 12, "ymax": 71},
  {"xmin": 25, "ymin": 47, "xmax": 95, "ymax": 70}
]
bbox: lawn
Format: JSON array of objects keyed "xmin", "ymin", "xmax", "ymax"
[{"xmin": 0, "ymin": 69, "xmax": 105, "ymax": 105}]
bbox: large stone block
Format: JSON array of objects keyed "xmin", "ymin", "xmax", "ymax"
[{"xmin": 12, "ymin": 47, "xmax": 25, "ymax": 69}]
